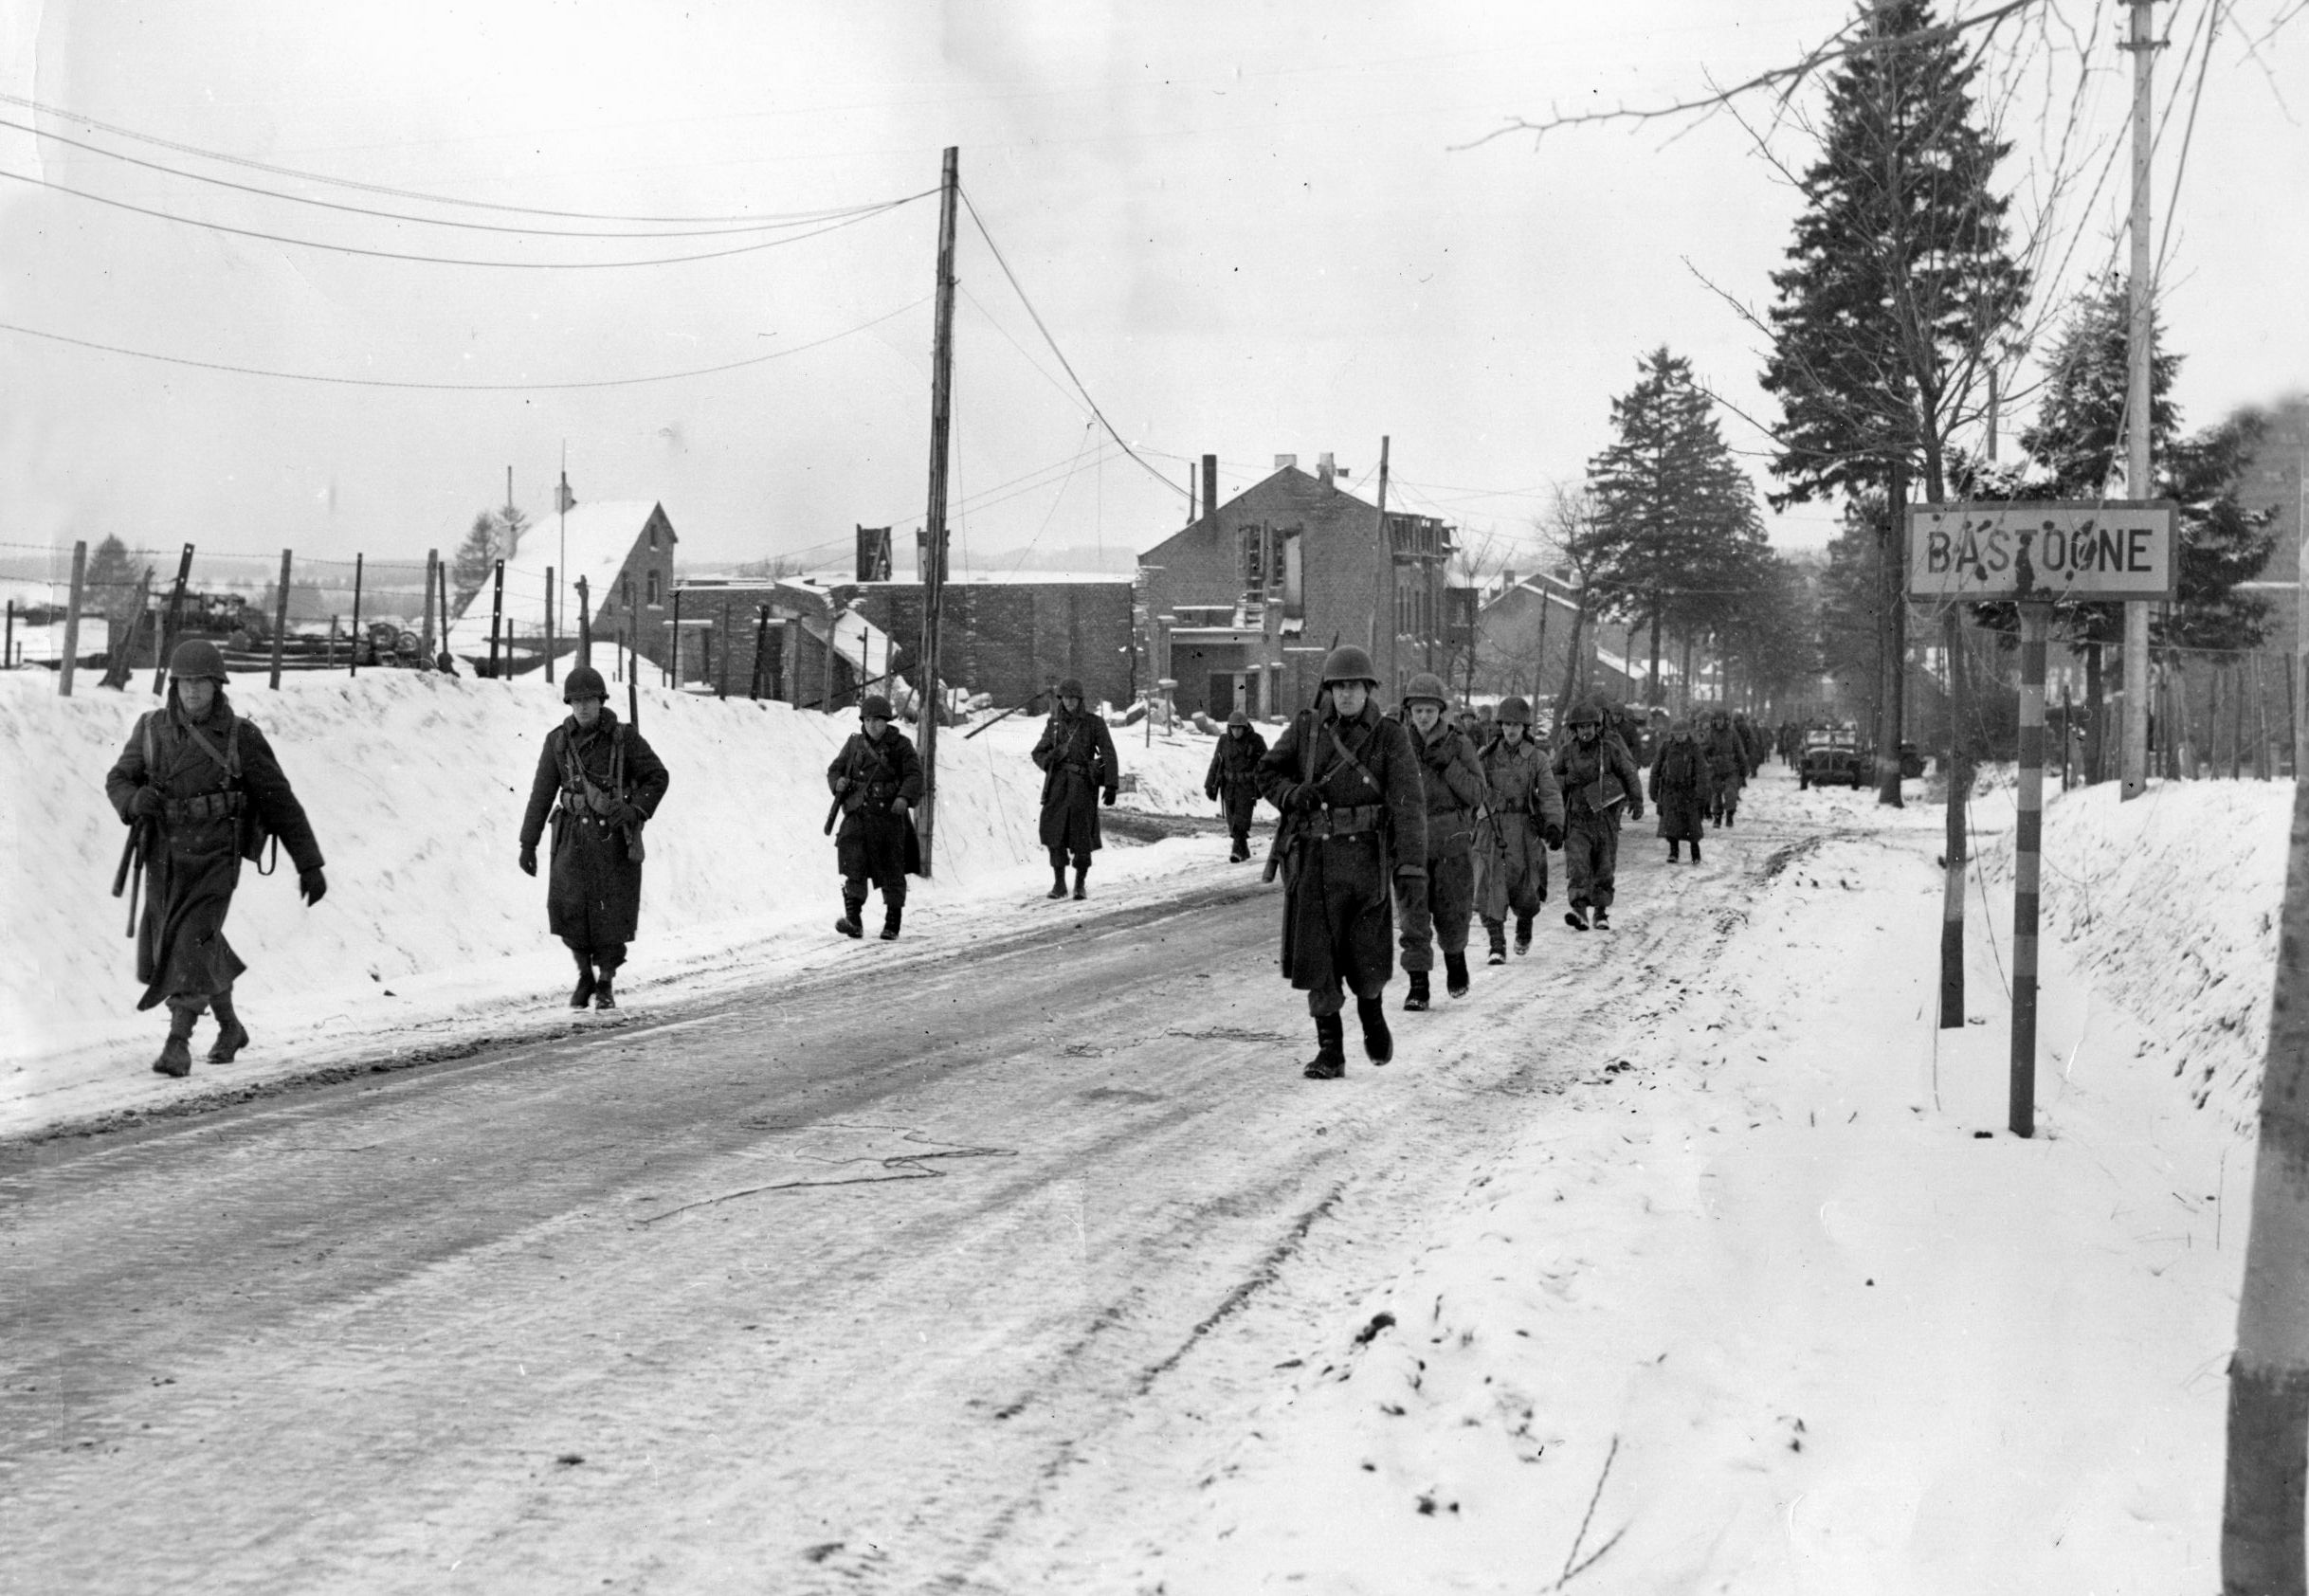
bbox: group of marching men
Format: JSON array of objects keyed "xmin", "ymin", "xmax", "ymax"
[{"xmin": 103, "ymin": 639, "xmax": 1764, "ymax": 1086}]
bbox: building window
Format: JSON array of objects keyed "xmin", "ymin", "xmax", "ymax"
[
  {"xmin": 648, "ymin": 522, "xmax": 659, "ymax": 550},
  {"xmin": 1241, "ymin": 525, "xmax": 1265, "ymax": 591},
  {"xmin": 623, "ymin": 577, "xmax": 634, "ymax": 613},
  {"xmin": 646, "ymin": 570, "xmax": 662, "ymax": 607}
]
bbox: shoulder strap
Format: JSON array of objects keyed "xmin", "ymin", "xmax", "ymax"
[
  {"xmin": 141, "ymin": 712, "xmax": 156, "ymax": 777},
  {"xmin": 613, "ymin": 723, "xmax": 627, "ymax": 799},
  {"xmin": 1321, "ymin": 716, "xmax": 1385, "ymax": 798}
]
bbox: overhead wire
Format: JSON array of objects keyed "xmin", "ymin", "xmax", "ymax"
[
  {"xmin": 0, "ymin": 297, "xmax": 930, "ymax": 391},
  {"xmin": 0, "ymin": 165, "xmax": 931, "ymax": 268},
  {"xmin": 0, "ymin": 89, "xmax": 800, "ymax": 225},
  {"xmin": 0, "ymin": 112, "xmax": 911, "ymax": 240}
]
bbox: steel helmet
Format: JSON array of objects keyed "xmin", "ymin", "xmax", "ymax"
[
  {"xmin": 1318, "ymin": 644, "xmax": 1378, "ymax": 685},
  {"xmin": 1402, "ymin": 672, "xmax": 1450, "ymax": 708},
  {"xmin": 860, "ymin": 694, "xmax": 895, "ymax": 719},
  {"xmin": 1227, "ymin": 708, "xmax": 1250, "ymax": 728},
  {"xmin": 167, "ymin": 639, "xmax": 229, "ymax": 683},
  {"xmin": 1057, "ymin": 677, "xmax": 1084, "ymax": 699},
  {"xmin": 1497, "ymin": 696, "xmax": 1533, "ymax": 725},
  {"xmin": 1564, "ymin": 701, "xmax": 1604, "ymax": 727},
  {"xmin": 562, "ymin": 665, "xmax": 608, "ymax": 703}
]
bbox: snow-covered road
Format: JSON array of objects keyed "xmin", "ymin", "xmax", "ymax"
[{"xmin": 1, "ymin": 752, "xmax": 2282, "ymax": 1594}]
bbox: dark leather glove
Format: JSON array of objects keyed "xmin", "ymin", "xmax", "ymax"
[
  {"xmin": 1628, "ymin": 807, "xmax": 1645, "ymax": 824},
  {"xmin": 1288, "ymin": 784, "xmax": 1325, "ymax": 814},
  {"xmin": 1102, "ymin": 790, "xmax": 1117, "ymax": 807},
  {"xmin": 616, "ymin": 802, "xmax": 649, "ymax": 829},
  {"xmin": 888, "ymin": 797, "xmax": 910, "ymax": 816},
  {"xmin": 1205, "ymin": 785, "xmax": 1220, "ymax": 803},
  {"xmin": 128, "ymin": 787, "xmax": 167, "ymax": 820},
  {"xmin": 298, "ymin": 867, "xmax": 328, "ymax": 905},
  {"xmin": 1542, "ymin": 824, "xmax": 1565, "ymax": 850},
  {"xmin": 518, "ymin": 846, "xmax": 537, "ymax": 877}
]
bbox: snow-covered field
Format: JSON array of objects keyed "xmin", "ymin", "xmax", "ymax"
[{"xmin": 0, "ymin": 669, "xmax": 1232, "ymax": 1137}]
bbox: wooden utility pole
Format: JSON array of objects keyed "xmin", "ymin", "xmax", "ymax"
[
  {"xmin": 2009, "ymin": 599, "xmax": 2050, "ymax": 1135},
  {"xmin": 150, "ymin": 544, "xmax": 194, "ymax": 695},
  {"xmin": 545, "ymin": 567, "xmax": 556, "ymax": 684},
  {"xmin": 1878, "ymin": 463, "xmax": 1906, "ymax": 806},
  {"xmin": 1940, "ymin": 605, "xmax": 1968, "ymax": 1027},
  {"xmin": 349, "ymin": 553, "xmax": 365, "ymax": 677},
  {"xmin": 576, "ymin": 576, "xmax": 591, "ymax": 670},
  {"xmin": 59, "ymin": 540, "xmax": 86, "ymax": 698},
  {"xmin": 269, "ymin": 551, "xmax": 292, "ymax": 688},
  {"xmin": 420, "ymin": 549, "xmax": 438, "ymax": 667},
  {"xmin": 915, "ymin": 145, "xmax": 959, "ymax": 876},
  {"xmin": 2119, "ymin": 0, "xmax": 2163, "ymax": 801},
  {"xmin": 487, "ymin": 560, "xmax": 505, "ymax": 680}
]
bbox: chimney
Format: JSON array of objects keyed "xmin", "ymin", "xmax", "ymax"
[
  {"xmin": 1202, "ymin": 455, "xmax": 1219, "ymax": 525},
  {"xmin": 1318, "ymin": 451, "xmax": 1336, "ymax": 488}
]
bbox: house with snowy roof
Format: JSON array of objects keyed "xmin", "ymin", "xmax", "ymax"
[{"xmin": 441, "ymin": 499, "xmax": 677, "ymax": 676}]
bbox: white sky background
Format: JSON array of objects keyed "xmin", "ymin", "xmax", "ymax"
[{"xmin": 0, "ymin": 0, "xmax": 2302, "ymax": 576}]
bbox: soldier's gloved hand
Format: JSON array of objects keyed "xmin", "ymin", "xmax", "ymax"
[
  {"xmin": 518, "ymin": 846, "xmax": 537, "ymax": 877},
  {"xmin": 888, "ymin": 797, "xmax": 909, "ymax": 815},
  {"xmin": 1542, "ymin": 824, "xmax": 1565, "ymax": 850},
  {"xmin": 1628, "ymin": 807, "xmax": 1645, "ymax": 825},
  {"xmin": 1287, "ymin": 784, "xmax": 1324, "ymax": 814},
  {"xmin": 298, "ymin": 867, "xmax": 328, "ymax": 906},
  {"xmin": 616, "ymin": 803, "xmax": 649, "ymax": 829},
  {"xmin": 1102, "ymin": 790, "xmax": 1117, "ymax": 807},
  {"xmin": 1205, "ymin": 785, "xmax": 1219, "ymax": 803},
  {"xmin": 128, "ymin": 786, "xmax": 166, "ymax": 820}
]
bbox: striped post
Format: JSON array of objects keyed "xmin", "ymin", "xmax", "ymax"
[{"xmin": 2011, "ymin": 600, "xmax": 2050, "ymax": 1137}]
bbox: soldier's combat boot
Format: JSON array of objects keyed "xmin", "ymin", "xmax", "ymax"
[
  {"xmin": 1072, "ymin": 866, "xmax": 1089, "ymax": 901},
  {"xmin": 880, "ymin": 905, "xmax": 902, "ymax": 942},
  {"xmin": 152, "ymin": 1007, "xmax": 197, "ymax": 1079},
  {"xmin": 1230, "ymin": 834, "xmax": 1250, "ymax": 863},
  {"xmin": 1668, "ymin": 842, "xmax": 1682, "ymax": 862},
  {"xmin": 1301, "ymin": 1012, "xmax": 1347, "ymax": 1080},
  {"xmin": 570, "ymin": 951, "xmax": 598, "ymax": 1008},
  {"xmin": 1355, "ymin": 995, "xmax": 1392, "ymax": 1065},
  {"xmin": 1591, "ymin": 906, "xmax": 1610, "ymax": 930},
  {"xmin": 1403, "ymin": 970, "xmax": 1430, "ymax": 1011},
  {"xmin": 1484, "ymin": 919, "xmax": 1507, "ymax": 966},
  {"xmin": 207, "ymin": 988, "xmax": 249, "ymax": 1062},
  {"xmin": 1724, "ymin": 809, "xmax": 1736, "ymax": 829},
  {"xmin": 1690, "ymin": 841, "xmax": 1702, "ymax": 864},
  {"xmin": 1445, "ymin": 952, "xmax": 1471, "ymax": 998},
  {"xmin": 1046, "ymin": 865, "xmax": 1068, "ymax": 900},
  {"xmin": 1565, "ymin": 904, "xmax": 1590, "ymax": 932},
  {"xmin": 593, "ymin": 970, "xmax": 619, "ymax": 1010},
  {"xmin": 836, "ymin": 892, "xmax": 865, "ymax": 938},
  {"xmin": 1514, "ymin": 914, "xmax": 1534, "ymax": 955}
]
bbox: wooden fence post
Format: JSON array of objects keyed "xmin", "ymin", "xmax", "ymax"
[
  {"xmin": 150, "ymin": 543, "xmax": 194, "ymax": 695},
  {"xmin": 349, "ymin": 553, "xmax": 364, "ymax": 678},
  {"xmin": 59, "ymin": 539, "xmax": 86, "ymax": 697}
]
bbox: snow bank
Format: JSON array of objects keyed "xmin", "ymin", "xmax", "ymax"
[
  {"xmin": 0, "ymin": 672, "xmax": 1223, "ymax": 1130},
  {"xmin": 1976, "ymin": 779, "xmax": 2290, "ymax": 1136}
]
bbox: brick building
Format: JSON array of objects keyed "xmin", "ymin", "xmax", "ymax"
[
  {"xmin": 1137, "ymin": 453, "xmax": 1457, "ymax": 719},
  {"xmin": 2232, "ymin": 393, "xmax": 2309, "ymax": 650},
  {"xmin": 663, "ymin": 577, "xmax": 888, "ymax": 707},
  {"xmin": 846, "ymin": 574, "xmax": 1135, "ymax": 709}
]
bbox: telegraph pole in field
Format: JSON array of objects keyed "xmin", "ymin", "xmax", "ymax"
[
  {"xmin": 915, "ymin": 146, "xmax": 959, "ymax": 876},
  {"xmin": 2119, "ymin": 0, "xmax": 2164, "ymax": 801}
]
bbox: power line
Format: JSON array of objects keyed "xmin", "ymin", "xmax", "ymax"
[
  {"xmin": 0, "ymin": 113, "xmax": 907, "ymax": 241},
  {"xmin": 0, "ymin": 90, "xmax": 800, "ymax": 225},
  {"xmin": 0, "ymin": 297, "xmax": 929, "ymax": 391},
  {"xmin": 956, "ymin": 183, "xmax": 1191, "ymax": 505},
  {"xmin": 0, "ymin": 165, "xmax": 930, "ymax": 268}
]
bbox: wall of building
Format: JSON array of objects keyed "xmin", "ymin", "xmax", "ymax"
[{"xmin": 847, "ymin": 581, "xmax": 1134, "ymax": 709}]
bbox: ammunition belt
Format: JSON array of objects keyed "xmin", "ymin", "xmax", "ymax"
[
  {"xmin": 1311, "ymin": 803, "xmax": 1385, "ymax": 839},
  {"xmin": 165, "ymin": 790, "xmax": 244, "ymax": 824}
]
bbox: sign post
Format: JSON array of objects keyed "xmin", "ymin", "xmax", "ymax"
[{"xmin": 1910, "ymin": 500, "xmax": 2176, "ymax": 1135}]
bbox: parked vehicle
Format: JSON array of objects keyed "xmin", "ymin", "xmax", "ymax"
[{"xmin": 1800, "ymin": 729, "xmax": 1866, "ymax": 789}]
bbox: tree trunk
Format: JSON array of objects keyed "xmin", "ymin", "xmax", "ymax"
[
  {"xmin": 2085, "ymin": 643, "xmax": 2106, "ymax": 784},
  {"xmin": 2224, "ymin": 770, "xmax": 2309, "ymax": 1593},
  {"xmin": 1554, "ymin": 589, "xmax": 1590, "ymax": 733},
  {"xmin": 1879, "ymin": 463, "xmax": 1908, "ymax": 807},
  {"xmin": 1646, "ymin": 603, "xmax": 1664, "ymax": 706},
  {"xmin": 1681, "ymin": 630, "xmax": 1695, "ymax": 716}
]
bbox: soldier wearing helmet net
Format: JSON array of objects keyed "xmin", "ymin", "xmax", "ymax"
[
  {"xmin": 104, "ymin": 640, "xmax": 327, "ymax": 1079},
  {"xmin": 518, "ymin": 664, "xmax": 670, "ymax": 1010},
  {"xmin": 1203, "ymin": 708, "xmax": 1269, "ymax": 864},
  {"xmin": 1473, "ymin": 696, "xmax": 1565, "ymax": 961},
  {"xmin": 1550, "ymin": 698, "xmax": 1645, "ymax": 931},
  {"xmin": 1031, "ymin": 677, "xmax": 1119, "ymax": 900},
  {"xmin": 827, "ymin": 693, "xmax": 924, "ymax": 940},
  {"xmin": 1392, "ymin": 671, "xmax": 1490, "ymax": 1008},
  {"xmin": 1254, "ymin": 645, "xmax": 1428, "ymax": 1080}
]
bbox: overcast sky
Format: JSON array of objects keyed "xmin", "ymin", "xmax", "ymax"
[{"xmin": 3, "ymin": 0, "xmax": 2303, "ymax": 580}]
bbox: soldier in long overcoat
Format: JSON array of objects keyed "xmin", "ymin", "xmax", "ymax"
[
  {"xmin": 1700, "ymin": 708, "xmax": 1751, "ymax": 827},
  {"xmin": 827, "ymin": 693, "xmax": 924, "ymax": 940},
  {"xmin": 105, "ymin": 640, "xmax": 327, "ymax": 1078},
  {"xmin": 1203, "ymin": 708, "xmax": 1269, "ymax": 863},
  {"xmin": 1474, "ymin": 696, "xmax": 1565, "ymax": 962},
  {"xmin": 1735, "ymin": 711, "xmax": 1770, "ymax": 775},
  {"xmin": 1031, "ymin": 677, "xmax": 1119, "ymax": 900},
  {"xmin": 1394, "ymin": 671, "xmax": 1489, "ymax": 1008},
  {"xmin": 1648, "ymin": 716, "xmax": 1710, "ymax": 863},
  {"xmin": 1552, "ymin": 700, "xmax": 1645, "ymax": 931},
  {"xmin": 1256, "ymin": 645, "xmax": 1428, "ymax": 1080},
  {"xmin": 518, "ymin": 666, "xmax": 670, "ymax": 1010}
]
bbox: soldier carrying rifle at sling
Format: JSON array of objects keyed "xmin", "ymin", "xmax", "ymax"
[{"xmin": 826, "ymin": 692, "xmax": 923, "ymax": 941}]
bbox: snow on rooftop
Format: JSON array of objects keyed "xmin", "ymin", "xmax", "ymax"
[{"xmin": 442, "ymin": 500, "xmax": 665, "ymax": 657}]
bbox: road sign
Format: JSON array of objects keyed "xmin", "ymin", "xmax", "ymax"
[{"xmin": 1908, "ymin": 500, "xmax": 2177, "ymax": 602}]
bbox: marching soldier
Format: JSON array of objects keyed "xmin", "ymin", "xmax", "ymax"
[
  {"xmin": 1031, "ymin": 677, "xmax": 1119, "ymax": 900},
  {"xmin": 518, "ymin": 665, "xmax": 670, "ymax": 1010},
  {"xmin": 827, "ymin": 693, "xmax": 923, "ymax": 940},
  {"xmin": 1700, "ymin": 706, "xmax": 1751, "ymax": 827},
  {"xmin": 1256, "ymin": 645, "xmax": 1427, "ymax": 1080},
  {"xmin": 1395, "ymin": 672, "xmax": 1488, "ymax": 1008},
  {"xmin": 1474, "ymin": 696, "xmax": 1565, "ymax": 962},
  {"xmin": 1552, "ymin": 700, "xmax": 1644, "ymax": 931},
  {"xmin": 1203, "ymin": 708, "xmax": 1269, "ymax": 863},
  {"xmin": 1648, "ymin": 716, "xmax": 1709, "ymax": 863},
  {"xmin": 105, "ymin": 639, "xmax": 327, "ymax": 1078}
]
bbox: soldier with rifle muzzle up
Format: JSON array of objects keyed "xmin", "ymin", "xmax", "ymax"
[
  {"xmin": 827, "ymin": 693, "xmax": 923, "ymax": 941},
  {"xmin": 104, "ymin": 640, "xmax": 326, "ymax": 1079}
]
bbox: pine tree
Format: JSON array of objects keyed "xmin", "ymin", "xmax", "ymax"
[
  {"xmin": 1573, "ymin": 347, "xmax": 1767, "ymax": 706},
  {"xmin": 452, "ymin": 499, "xmax": 529, "ymax": 615},
  {"xmin": 1760, "ymin": 0, "xmax": 2028, "ymax": 506}
]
